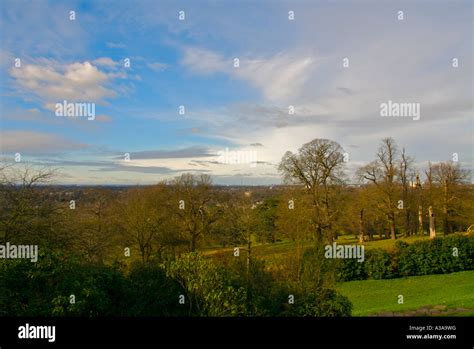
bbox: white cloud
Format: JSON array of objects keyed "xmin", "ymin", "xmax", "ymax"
[
  {"xmin": 64, "ymin": 62, "xmax": 108, "ymax": 85},
  {"xmin": 10, "ymin": 60, "xmax": 120, "ymax": 106},
  {"xmin": 236, "ymin": 55, "xmax": 315, "ymax": 102},
  {"xmin": 93, "ymin": 57, "xmax": 119, "ymax": 68},
  {"xmin": 147, "ymin": 61, "xmax": 168, "ymax": 72},
  {"xmin": 181, "ymin": 47, "xmax": 315, "ymax": 102},
  {"xmin": 106, "ymin": 42, "xmax": 126, "ymax": 49},
  {"xmin": 181, "ymin": 47, "xmax": 228, "ymax": 74}
]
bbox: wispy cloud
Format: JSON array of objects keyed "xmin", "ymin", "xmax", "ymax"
[
  {"xmin": 114, "ymin": 146, "xmax": 216, "ymax": 160},
  {"xmin": 106, "ymin": 42, "xmax": 126, "ymax": 49},
  {"xmin": 181, "ymin": 47, "xmax": 316, "ymax": 102},
  {"xmin": 147, "ymin": 61, "xmax": 168, "ymax": 72},
  {"xmin": 0, "ymin": 131, "xmax": 87, "ymax": 154}
]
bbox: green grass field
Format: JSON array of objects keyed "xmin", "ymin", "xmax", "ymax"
[
  {"xmin": 204, "ymin": 233, "xmax": 435, "ymax": 265},
  {"xmin": 337, "ymin": 270, "xmax": 474, "ymax": 316}
]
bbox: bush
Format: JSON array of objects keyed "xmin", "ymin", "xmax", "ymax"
[
  {"xmin": 364, "ymin": 249, "xmax": 397, "ymax": 279},
  {"xmin": 0, "ymin": 250, "xmax": 129, "ymax": 316},
  {"xmin": 164, "ymin": 253, "xmax": 247, "ymax": 316},
  {"xmin": 1, "ymin": 249, "xmax": 355, "ymax": 317},
  {"xmin": 224, "ymin": 257, "xmax": 276, "ymax": 316},
  {"xmin": 126, "ymin": 263, "xmax": 187, "ymax": 316},
  {"xmin": 398, "ymin": 234, "xmax": 474, "ymax": 276},
  {"xmin": 209, "ymin": 252, "xmax": 353, "ymax": 317},
  {"xmin": 276, "ymin": 288, "xmax": 352, "ymax": 317},
  {"xmin": 337, "ymin": 258, "xmax": 367, "ymax": 281},
  {"xmin": 265, "ymin": 244, "xmax": 353, "ymax": 317},
  {"xmin": 300, "ymin": 245, "xmax": 339, "ymax": 289},
  {"xmin": 338, "ymin": 234, "xmax": 474, "ymax": 281},
  {"xmin": 51, "ymin": 264, "xmax": 129, "ymax": 316},
  {"xmin": 0, "ymin": 250, "xmax": 187, "ymax": 316}
]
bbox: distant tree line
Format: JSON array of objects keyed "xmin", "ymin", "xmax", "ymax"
[{"xmin": 0, "ymin": 136, "xmax": 472, "ymax": 317}]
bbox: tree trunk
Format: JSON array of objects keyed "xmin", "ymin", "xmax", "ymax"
[
  {"xmin": 429, "ymin": 206, "xmax": 436, "ymax": 239},
  {"xmin": 359, "ymin": 209, "xmax": 365, "ymax": 243},
  {"xmin": 443, "ymin": 214, "xmax": 449, "ymax": 235},
  {"xmin": 405, "ymin": 210, "xmax": 410, "ymax": 236},
  {"xmin": 443, "ymin": 182, "xmax": 450, "ymax": 235},
  {"xmin": 418, "ymin": 205, "xmax": 423, "ymax": 236},
  {"xmin": 390, "ymin": 213, "xmax": 396, "ymax": 240},
  {"xmin": 443, "ymin": 200, "xmax": 449, "ymax": 235}
]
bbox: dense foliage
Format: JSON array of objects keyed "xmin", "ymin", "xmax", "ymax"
[
  {"xmin": 0, "ymin": 250, "xmax": 352, "ymax": 317},
  {"xmin": 338, "ymin": 234, "xmax": 474, "ymax": 281}
]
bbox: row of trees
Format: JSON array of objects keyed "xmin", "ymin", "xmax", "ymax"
[
  {"xmin": 0, "ymin": 137, "xmax": 472, "ymax": 264},
  {"xmin": 279, "ymin": 137, "xmax": 471, "ymax": 242}
]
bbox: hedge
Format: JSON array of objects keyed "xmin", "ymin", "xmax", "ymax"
[{"xmin": 338, "ymin": 234, "xmax": 474, "ymax": 281}]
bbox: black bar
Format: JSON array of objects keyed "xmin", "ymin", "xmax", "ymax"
[{"xmin": 0, "ymin": 317, "xmax": 472, "ymax": 348}]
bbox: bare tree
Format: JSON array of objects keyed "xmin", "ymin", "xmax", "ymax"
[
  {"xmin": 172, "ymin": 174, "xmax": 221, "ymax": 252},
  {"xmin": 120, "ymin": 186, "xmax": 171, "ymax": 262},
  {"xmin": 358, "ymin": 138, "xmax": 400, "ymax": 240},
  {"xmin": 71, "ymin": 189, "xmax": 117, "ymax": 263},
  {"xmin": 0, "ymin": 164, "xmax": 58, "ymax": 244},
  {"xmin": 399, "ymin": 148, "xmax": 415, "ymax": 236},
  {"xmin": 278, "ymin": 138, "xmax": 345, "ymax": 242},
  {"xmin": 431, "ymin": 161, "xmax": 469, "ymax": 234}
]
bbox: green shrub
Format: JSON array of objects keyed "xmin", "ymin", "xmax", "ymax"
[
  {"xmin": 164, "ymin": 253, "xmax": 247, "ymax": 316},
  {"xmin": 337, "ymin": 258, "xmax": 367, "ymax": 281},
  {"xmin": 279, "ymin": 288, "xmax": 352, "ymax": 317},
  {"xmin": 51, "ymin": 264, "xmax": 128, "ymax": 316},
  {"xmin": 0, "ymin": 250, "xmax": 129, "ymax": 316},
  {"xmin": 398, "ymin": 234, "xmax": 474, "ymax": 276},
  {"xmin": 300, "ymin": 245, "xmax": 339, "ymax": 289},
  {"xmin": 225, "ymin": 257, "xmax": 276, "ymax": 316},
  {"xmin": 1, "ymin": 249, "xmax": 356, "ymax": 317},
  {"xmin": 338, "ymin": 234, "xmax": 474, "ymax": 281},
  {"xmin": 126, "ymin": 263, "xmax": 187, "ymax": 316},
  {"xmin": 364, "ymin": 249, "xmax": 396, "ymax": 279},
  {"xmin": 0, "ymin": 250, "xmax": 186, "ymax": 316}
]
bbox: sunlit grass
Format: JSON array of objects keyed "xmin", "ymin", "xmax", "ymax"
[
  {"xmin": 205, "ymin": 233, "xmax": 444, "ymax": 263},
  {"xmin": 337, "ymin": 270, "xmax": 474, "ymax": 316}
]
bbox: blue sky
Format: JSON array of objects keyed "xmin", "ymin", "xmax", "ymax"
[{"xmin": 0, "ymin": 0, "xmax": 472, "ymax": 184}]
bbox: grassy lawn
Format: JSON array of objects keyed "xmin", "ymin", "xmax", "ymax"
[
  {"xmin": 204, "ymin": 233, "xmax": 438, "ymax": 265},
  {"xmin": 337, "ymin": 270, "xmax": 474, "ymax": 316},
  {"xmin": 206, "ymin": 233, "xmax": 444, "ymax": 256},
  {"xmin": 337, "ymin": 233, "xmax": 432, "ymax": 250}
]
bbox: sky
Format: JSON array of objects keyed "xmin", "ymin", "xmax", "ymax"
[{"xmin": 0, "ymin": 0, "xmax": 472, "ymax": 185}]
